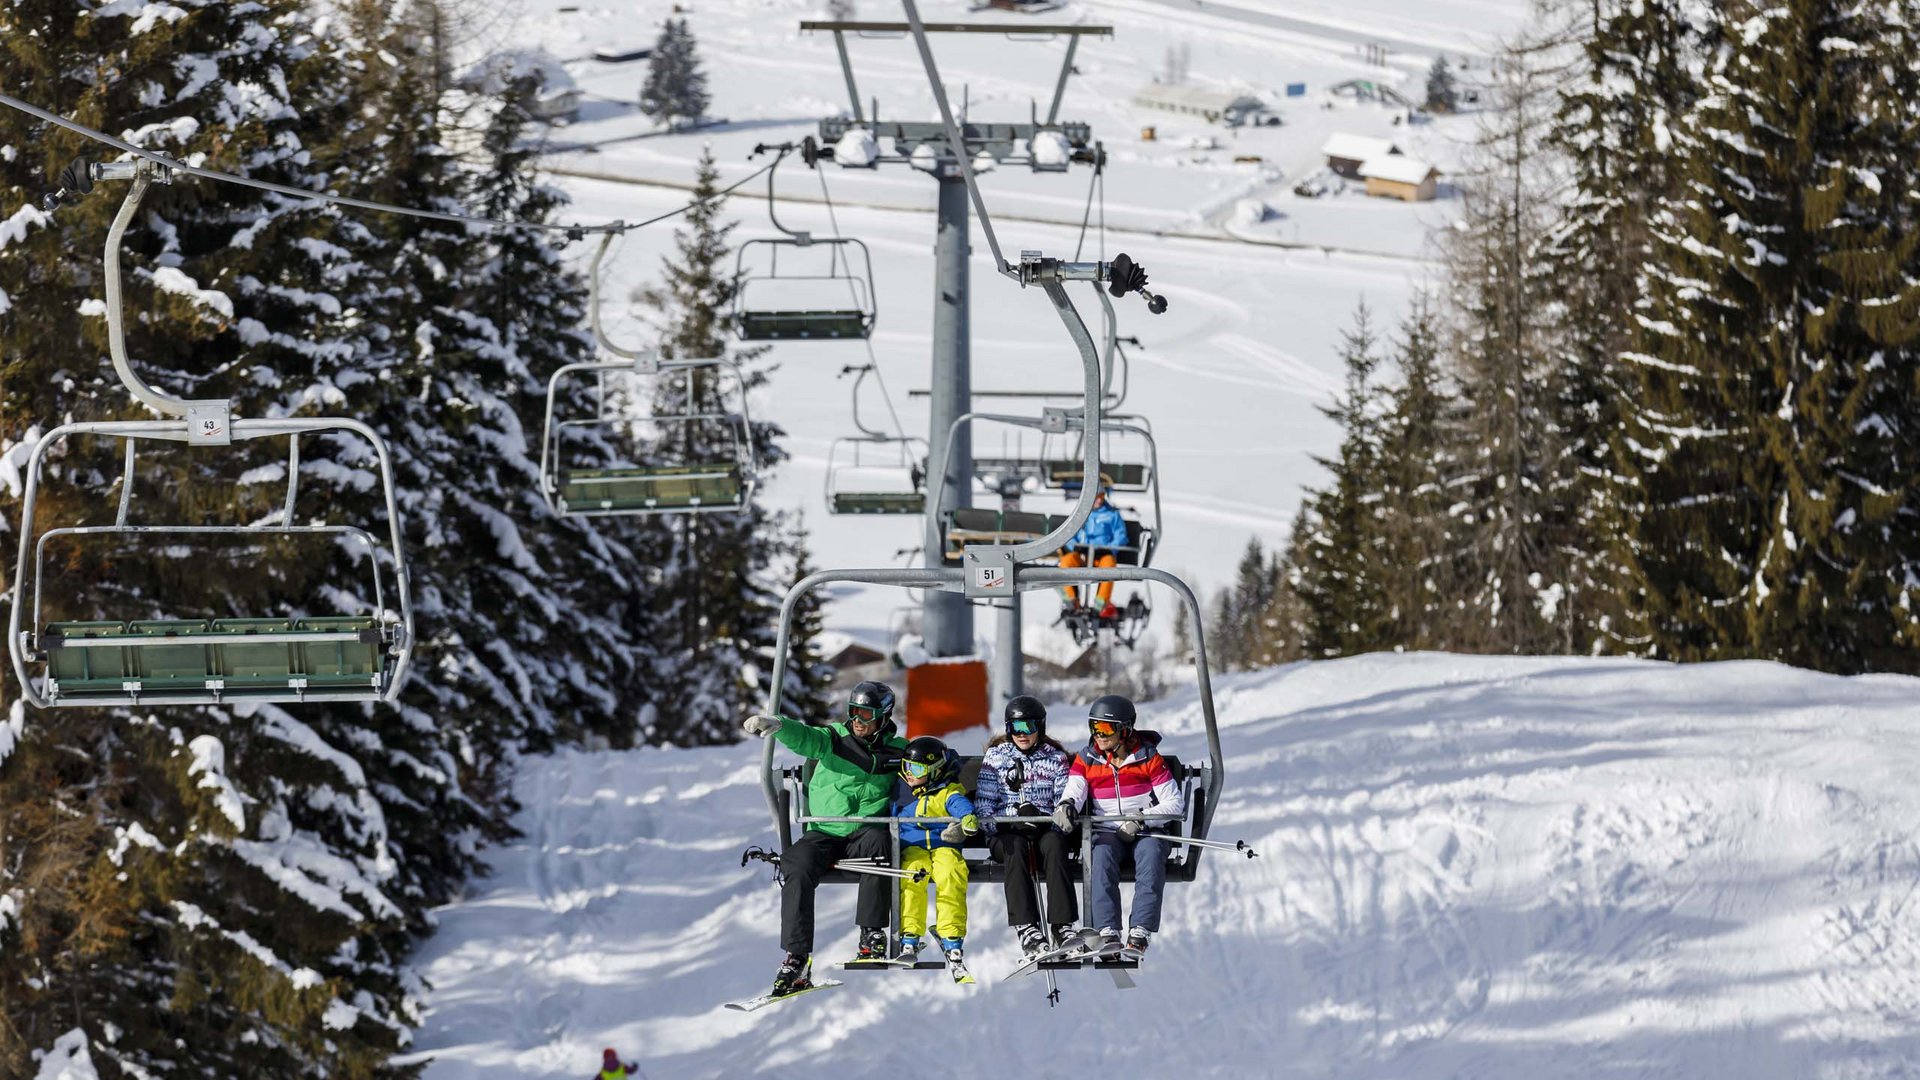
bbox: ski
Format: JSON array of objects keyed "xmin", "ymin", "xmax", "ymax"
[
  {"xmin": 841, "ymin": 956, "xmax": 916, "ymax": 969},
  {"xmin": 724, "ymin": 979, "xmax": 845, "ymax": 1012},
  {"xmin": 946, "ymin": 953, "xmax": 975, "ymax": 985},
  {"xmin": 1003, "ymin": 928, "xmax": 1103, "ymax": 981}
]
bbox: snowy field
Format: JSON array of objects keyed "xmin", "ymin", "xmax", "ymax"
[
  {"xmin": 522, "ymin": 0, "xmax": 1531, "ymax": 645},
  {"xmin": 403, "ymin": 653, "xmax": 1920, "ymax": 1078}
]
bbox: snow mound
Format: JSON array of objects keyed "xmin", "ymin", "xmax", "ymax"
[{"xmin": 406, "ymin": 653, "xmax": 1920, "ymax": 1078}]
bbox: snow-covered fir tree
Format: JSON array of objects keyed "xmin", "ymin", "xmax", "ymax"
[
  {"xmin": 1292, "ymin": 305, "xmax": 1395, "ymax": 657},
  {"xmin": 1439, "ymin": 38, "xmax": 1570, "ymax": 654},
  {"xmin": 639, "ymin": 19, "xmax": 711, "ymax": 130},
  {"xmin": 1544, "ymin": 0, "xmax": 1711, "ymax": 653},
  {"xmin": 0, "ymin": 2, "xmax": 445, "ymax": 1075},
  {"xmin": 636, "ymin": 148, "xmax": 824, "ymax": 741},
  {"xmin": 1620, "ymin": 0, "xmax": 1920, "ymax": 671},
  {"xmin": 1426, "ymin": 55, "xmax": 1459, "ymax": 113},
  {"xmin": 1374, "ymin": 300, "xmax": 1466, "ymax": 649}
]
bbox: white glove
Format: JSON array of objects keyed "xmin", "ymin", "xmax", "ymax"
[
  {"xmin": 743, "ymin": 713, "xmax": 783, "ymax": 737},
  {"xmin": 1116, "ymin": 818, "xmax": 1143, "ymax": 839},
  {"xmin": 939, "ymin": 821, "xmax": 966, "ymax": 844},
  {"xmin": 1051, "ymin": 803, "xmax": 1076, "ymax": 831}
]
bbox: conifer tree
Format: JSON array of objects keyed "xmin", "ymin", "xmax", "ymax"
[
  {"xmin": 639, "ymin": 149, "xmax": 820, "ymax": 742},
  {"xmin": 0, "ymin": 2, "xmax": 444, "ymax": 1075},
  {"xmin": 1545, "ymin": 0, "xmax": 1708, "ymax": 654},
  {"xmin": 1620, "ymin": 0, "xmax": 1920, "ymax": 671},
  {"xmin": 1441, "ymin": 40, "xmax": 1568, "ymax": 654},
  {"xmin": 1375, "ymin": 300, "xmax": 1465, "ymax": 649},
  {"xmin": 1425, "ymin": 56, "xmax": 1458, "ymax": 113},
  {"xmin": 1286, "ymin": 306, "xmax": 1399, "ymax": 658},
  {"xmin": 639, "ymin": 19, "xmax": 711, "ymax": 130}
]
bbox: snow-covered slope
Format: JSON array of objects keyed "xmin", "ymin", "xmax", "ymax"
[{"xmin": 403, "ymin": 654, "xmax": 1920, "ymax": 1079}]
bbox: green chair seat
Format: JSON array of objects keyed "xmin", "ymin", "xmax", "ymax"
[
  {"xmin": 734, "ymin": 310, "xmax": 871, "ymax": 341},
  {"xmin": 560, "ymin": 464, "xmax": 743, "ymax": 511},
  {"xmin": 45, "ymin": 621, "xmax": 133, "ymax": 684},
  {"xmin": 130, "ymin": 620, "xmax": 214, "ymax": 683},
  {"xmin": 41, "ymin": 615, "xmax": 387, "ymax": 699},
  {"xmin": 1044, "ymin": 460, "xmax": 1150, "ymax": 491},
  {"xmin": 296, "ymin": 616, "xmax": 382, "ymax": 679},
  {"xmin": 832, "ymin": 492, "xmax": 925, "ymax": 515}
]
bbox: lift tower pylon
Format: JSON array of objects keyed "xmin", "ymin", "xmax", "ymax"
[{"xmin": 800, "ymin": 18, "xmax": 1112, "ymax": 705}]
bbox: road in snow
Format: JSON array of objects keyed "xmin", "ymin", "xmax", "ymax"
[{"xmin": 403, "ymin": 653, "xmax": 1920, "ymax": 1078}]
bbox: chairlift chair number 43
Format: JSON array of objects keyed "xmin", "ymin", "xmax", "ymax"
[{"xmin": 8, "ymin": 159, "xmax": 415, "ymax": 709}]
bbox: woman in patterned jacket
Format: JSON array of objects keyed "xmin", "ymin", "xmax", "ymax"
[
  {"xmin": 1052, "ymin": 694, "xmax": 1184, "ymax": 958},
  {"xmin": 974, "ymin": 695, "xmax": 1080, "ymax": 956}
]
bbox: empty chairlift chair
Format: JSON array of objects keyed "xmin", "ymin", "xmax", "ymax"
[
  {"xmin": 540, "ymin": 354, "xmax": 759, "ymax": 517},
  {"xmin": 10, "ymin": 420, "xmax": 415, "ymax": 708},
  {"xmin": 731, "ymin": 235, "xmax": 877, "ymax": 341},
  {"xmin": 729, "ymin": 148, "xmax": 878, "ymax": 341},
  {"xmin": 824, "ymin": 362, "xmax": 926, "ymax": 515}
]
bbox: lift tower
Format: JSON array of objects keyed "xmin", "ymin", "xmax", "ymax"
[{"xmin": 801, "ymin": 19, "xmax": 1110, "ymax": 701}]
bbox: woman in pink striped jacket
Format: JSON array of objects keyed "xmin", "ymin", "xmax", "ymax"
[{"xmin": 1051, "ymin": 694, "xmax": 1184, "ymax": 957}]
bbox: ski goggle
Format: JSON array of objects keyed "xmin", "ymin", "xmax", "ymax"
[
  {"xmin": 848, "ymin": 703, "xmax": 883, "ymax": 724},
  {"xmin": 1008, "ymin": 719, "xmax": 1041, "ymax": 735},
  {"xmin": 1089, "ymin": 720, "xmax": 1125, "ymax": 737},
  {"xmin": 901, "ymin": 758, "xmax": 935, "ymax": 779}
]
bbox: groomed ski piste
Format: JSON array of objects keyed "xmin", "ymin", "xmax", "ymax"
[{"xmin": 403, "ymin": 653, "xmax": 1920, "ymax": 1079}]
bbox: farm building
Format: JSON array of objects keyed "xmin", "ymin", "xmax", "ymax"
[
  {"xmin": 1360, "ymin": 154, "xmax": 1441, "ymax": 201},
  {"xmin": 1320, "ymin": 133, "xmax": 1400, "ymax": 178},
  {"xmin": 1133, "ymin": 83, "xmax": 1278, "ymax": 127}
]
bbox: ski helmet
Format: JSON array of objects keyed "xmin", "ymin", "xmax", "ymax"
[
  {"xmin": 1087, "ymin": 694, "xmax": 1136, "ymax": 736},
  {"xmin": 847, "ymin": 680, "xmax": 896, "ymax": 727},
  {"xmin": 1004, "ymin": 695, "xmax": 1048, "ymax": 738},
  {"xmin": 900, "ymin": 735, "xmax": 957, "ymax": 787}
]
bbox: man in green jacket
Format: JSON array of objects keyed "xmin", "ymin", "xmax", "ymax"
[{"xmin": 744, "ymin": 679, "xmax": 908, "ymax": 996}]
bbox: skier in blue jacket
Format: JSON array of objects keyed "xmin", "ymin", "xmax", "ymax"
[{"xmin": 1058, "ymin": 486, "xmax": 1130, "ymax": 617}]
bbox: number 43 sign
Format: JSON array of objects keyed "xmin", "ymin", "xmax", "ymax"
[{"xmin": 185, "ymin": 403, "xmax": 233, "ymax": 446}]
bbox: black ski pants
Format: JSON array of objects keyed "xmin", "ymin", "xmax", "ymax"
[
  {"xmin": 991, "ymin": 828, "xmax": 1079, "ymax": 927},
  {"xmin": 781, "ymin": 826, "xmax": 893, "ymax": 956}
]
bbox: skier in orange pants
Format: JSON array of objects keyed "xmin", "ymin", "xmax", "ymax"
[{"xmin": 1058, "ymin": 486, "xmax": 1127, "ymax": 619}]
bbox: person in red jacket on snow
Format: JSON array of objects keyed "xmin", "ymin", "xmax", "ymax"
[
  {"xmin": 593, "ymin": 1047, "xmax": 646, "ymax": 1079},
  {"xmin": 1051, "ymin": 694, "xmax": 1184, "ymax": 957}
]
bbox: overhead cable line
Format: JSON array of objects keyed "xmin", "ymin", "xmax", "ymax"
[{"xmin": 1, "ymin": 90, "xmax": 775, "ymax": 238}]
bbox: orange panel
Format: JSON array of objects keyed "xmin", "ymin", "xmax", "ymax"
[{"xmin": 904, "ymin": 660, "xmax": 989, "ymax": 740}]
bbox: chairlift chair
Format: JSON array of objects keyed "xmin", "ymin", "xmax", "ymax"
[
  {"xmin": 8, "ymin": 159, "xmax": 413, "ymax": 708},
  {"xmin": 539, "ymin": 355, "xmax": 760, "ymax": 517},
  {"xmin": 732, "ymin": 236, "xmax": 878, "ymax": 341},
  {"xmin": 826, "ymin": 436, "xmax": 929, "ymax": 514},
  {"xmin": 824, "ymin": 362, "xmax": 926, "ymax": 514},
  {"xmin": 730, "ymin": 148, "xmax": 878, "ymax": 341},
  {"xmin": 929, "ymin": 416, "xmax": 1163, "ymax": 570},
  {"xmin": 758, "ymin": 568, "xmax": 1223, "ymax": 896},
  {"xmin": 9, "ymin": 422, "xmax": 415, "ymax": 708}
]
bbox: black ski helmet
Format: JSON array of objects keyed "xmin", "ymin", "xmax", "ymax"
[
  {"xmin": 900, "ymin": 735, "xmax": 957, "ymax": 787},
  {"xmin": 1004, "ymin": 695, "xmax": 1047, "ymax": 737},
  {"xmin": 847, "ymin": 680, "xmax": 896, "ymax": 727},
  {"xmin": 1087, "ymin": 694, "xmax": 1136, "ymax": 734}
]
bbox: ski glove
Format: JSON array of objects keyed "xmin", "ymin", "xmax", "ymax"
[
  {"xmin": 743, "ymin": 713, "xmax": 783, "ymax": 737},
  {"xmin": 938, "ymin": 815, "xmax": 980, "ymax": 844},
  {"xmin": 1051, "ymin": 803, "xmax": 1076, "ymax": 831},
  {"xmin": 1014, "ymin": 801, "xmax": 1042, "ymax": 821},
  {"xmin": 1116, "ymin": 818, "xmax": 1143, "ymax": 840}
]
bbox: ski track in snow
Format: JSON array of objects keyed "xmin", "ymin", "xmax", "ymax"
[{"xmin": 406, "ymin": 655, "xmax": 1920, "ymax": 1079}]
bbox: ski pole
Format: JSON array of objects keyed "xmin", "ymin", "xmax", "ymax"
[
  {"xmin": 1175, "ymin": 836, "xmax": 1259, "ymax": 858},
  {"xmin": 836, "ymin": 858, "xmax": 929, "ymax": 883}
]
